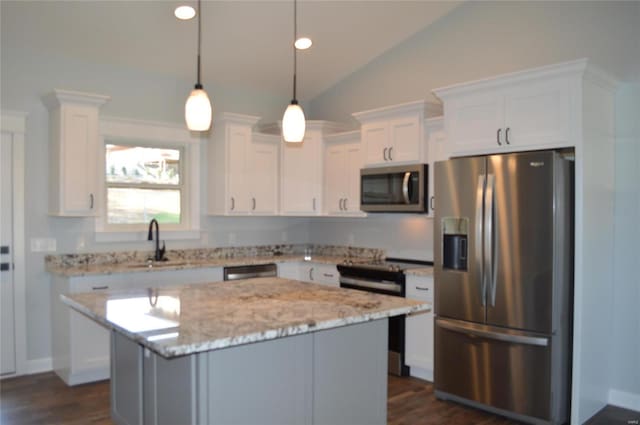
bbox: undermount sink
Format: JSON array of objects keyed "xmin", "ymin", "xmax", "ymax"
[{"xmin": 124, "ymin": 261, "xmax": 190, "ymax": 269}]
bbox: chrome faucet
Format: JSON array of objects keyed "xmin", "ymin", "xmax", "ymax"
[{"xmin": 147, "ymin": 219, "xmax": 166, "ymax": 261}]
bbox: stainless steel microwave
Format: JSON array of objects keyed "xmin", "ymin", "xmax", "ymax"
[{"xmin": 360, "ymin": 164, "xmax": 428, "ymax": 213}]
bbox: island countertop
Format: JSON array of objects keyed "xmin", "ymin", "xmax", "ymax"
[{"xmin": 61, "ymin": 277, "xmax": 430, "ymax": 359}]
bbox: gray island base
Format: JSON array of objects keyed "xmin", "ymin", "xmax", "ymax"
[
  {"xmin": 111, "ymin": 319, "xmax": 388, "ymax": 425},
  {"xmin": 61, "ymin": 278, "xmax": 429, "ymax": 425}
]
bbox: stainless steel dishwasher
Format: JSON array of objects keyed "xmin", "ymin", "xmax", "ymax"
[{"xmin": 223, "ymin": 263, "xmax": 277, "ymax": 281}]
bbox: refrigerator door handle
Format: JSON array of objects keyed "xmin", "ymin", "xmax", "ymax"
[
  {"xmin": 475, "ymin": 175, "xmax": 486, "ymax": 306},
  {"xmin": 484, "ymin": 174, "xmax": 497, "ymax": 307},
  {"xmin": 438, "ymin": 318, "xmax": 549, "ymax": 347}
]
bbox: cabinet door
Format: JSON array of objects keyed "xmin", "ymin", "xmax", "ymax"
[
  {"xmin": 344, "ymin": 144, "xmax": 363, "ymax": 214},
  {"xmin": 503, "ymin": 78, "xmax": 570, "ymax": 149},
  {"xmin": 388, "ymin": 115, "xmax": 421, "ymax": 164},
  {"xmin": 405, "ymin": 275, "xmax": 434, "ymax": 381},
  {"xmin": 324, "ymin": 145, "xmax": 346, "ymax": 214},
  {"xmin": 249, "ymin": 141, "xmax": 279, "ymax": 215},
  {"xmin": 281, "ymin": 133, "xmax": 322, "ymax": 215},
  {"xmin": 426, "ymin": 121, "xmax": 447, "ymax": 216},
  {"xmin": 314, "ymin": 264, "xmax": 339, "ymax": 287},
  {"xmin": 362, "ymin": 122, "xmax": 388, "ymax": 166},
  {"xmin": 226, "ymin": 125, "xmax": 250, "ymax": 214},
  {"xmin": 61, "ymin": 105, "xmax": 99, "ymax": 215},
  {"xmin": 447, "ymin": 92, "xmax": 504, "ymax": 156}
]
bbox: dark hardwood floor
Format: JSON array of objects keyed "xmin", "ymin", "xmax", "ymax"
[{"xmin": 1, "ymin": 372, "xmax": 637, "ymax": 424}]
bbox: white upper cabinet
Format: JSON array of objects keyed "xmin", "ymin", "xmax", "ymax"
[
  {"xmin": 425, "ymin": 117, "xmax": 447, "ymax": 217},
  {"xmin": 42, "ymin": 89, "xmax": 110, "ymax": 216},
  {"xmin": 323, "ymin": 131, "xmax": 365, "ymax": 216},
  {"xmin": 434, "ymin": 65, "xmax": 574, "ymax": 157},
  {"xmin": 354, "ymin": 100, "xmax": 440, "ymax": 167},
  {"xmin": 208, "ymin": 113, "xmax": 279, "ymax": 215},
  {"xmin": 280, "ymin": 122, "xmax": 347, "ymax": 216}
]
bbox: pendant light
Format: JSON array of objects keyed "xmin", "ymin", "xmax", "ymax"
[
  {"xmin": 282, "ymin": 0, "xmax": 306, "ymax": 143},
  {"xmin": 185, "ymin": 0, "xmax": 212, "ymax": 131}
]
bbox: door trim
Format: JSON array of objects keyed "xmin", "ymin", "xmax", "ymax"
[{"xmin": 1, "ymin": 111, "xmax": 27, "ymax": 378}]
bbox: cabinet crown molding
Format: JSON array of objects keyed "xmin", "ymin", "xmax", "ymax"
[
  {"xmin": 353, "ymin": 100, "xmax": 436, "ymax": 123},
  {"xmin": 324, "ymin": 130, "xmax": 361, "ymax": 144},
  {"xmin": 42, "ymin": 89, "xmax": 110, "ymax": 109},
  {"xmin": 433, "ymin": 58, "xmax": 617, "ymax": 100},
  {"xmin": 257, "ymin": 120, "xmax": 351, "ymax": 136},
  {"xmin": 213, "ymin": 112, "xmax": 261, "ymax": 127}
]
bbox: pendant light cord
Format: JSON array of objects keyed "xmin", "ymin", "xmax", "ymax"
[
  {"xmin": 292, "ymin": 0, "xmax": 297, "ymax": 101},
  {"xmin": 196, "ymin": 0, "xmax": 202, "ymax": 88}
]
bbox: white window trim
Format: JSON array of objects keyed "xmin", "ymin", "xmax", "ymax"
[{"xmin": 96, "ymin": 116, "xmax": 202, "ymax": 242}]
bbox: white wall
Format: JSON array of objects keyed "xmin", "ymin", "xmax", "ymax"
[
  {"xmin": 609, "ymin": 84, "xmax": 640, "ymax": 409},
  {"xmin": 309, "ymin": 215, "xmax": 434, "ymax": 262},
  {"xmin": 0, "ymin": 45, "xmax": 309, "ymax": 365},
  {"xmin": 309, "ymin": 1, "xmax": 640, "ymax": 123}
]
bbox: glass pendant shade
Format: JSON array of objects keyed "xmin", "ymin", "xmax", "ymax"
[
  {"xmin": 185, "ymin": 87, "xmax": 212, "ymax": 131},
  {"xmin": 282, "ymin": 102, "xmax": 306, "ymax": 143}
]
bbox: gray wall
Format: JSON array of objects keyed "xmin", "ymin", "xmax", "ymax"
[
  {"xmin": 308, "ymin": 1, "xmax": 640, "ymax": 123},
  {"xmin": 611, "ymin": 84, "xmax": 640, "ymax": 402},
  {"xmin": 1, "ymin": 46, "xmax": 310, "ymax": 364}
]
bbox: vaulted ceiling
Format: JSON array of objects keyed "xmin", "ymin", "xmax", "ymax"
[{"xmin": 1, "ymin": 1, "xmax": 462, "ymax": 100}]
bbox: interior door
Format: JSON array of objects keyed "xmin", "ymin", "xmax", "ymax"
[
  {"xmin": 1, "ymin": 132, "xmax": 16, "ymax": 375},
  {"xmin": 434, "ymin": 156, "xmax": 486, "ymax": 324},
  {"xmin": 485, "ymin": 151, "xmax": 556, "ymax": 333}
]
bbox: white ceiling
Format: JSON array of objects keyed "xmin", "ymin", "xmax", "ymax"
[{"xmin": 1, "ymin": 1, "xmax": 462, "ymax": 100}]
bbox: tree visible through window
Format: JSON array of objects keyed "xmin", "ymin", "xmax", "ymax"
[{"xmin": 105, "ymin": 144, "xmax": 183, "ymax": 225}]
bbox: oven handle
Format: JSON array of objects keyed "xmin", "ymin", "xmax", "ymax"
[{"xmin": 340, "ymin": 276, "xmax": 402, "ymax": 294}]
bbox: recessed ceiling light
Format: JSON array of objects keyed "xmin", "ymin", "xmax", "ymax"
[
  {"xmin": 175, "ymin": 5, "xmax": 196, "ymax": 20},
  {"xmin": 295, "ymin": 37, "xmax": 313, "ymax": 50}
]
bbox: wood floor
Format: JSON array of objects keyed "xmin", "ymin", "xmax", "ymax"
[{"xmin": 2, "ymin": 372, "xmax": 637, "ymax": 424}]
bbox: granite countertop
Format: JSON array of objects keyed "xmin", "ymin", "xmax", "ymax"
[
  {"xmin": 46, "ymin": 255, "xmax": 354, "ymax": 277},
  {"xmin": 405, "ymin": 266, "xmax": 434, "ymax": 277},
  {"xmin": 61, "ymin": 277, "xmax": 430, "ymax": 358}
]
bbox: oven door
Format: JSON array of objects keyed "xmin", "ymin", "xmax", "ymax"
[{"xmin": 360, "ymin": 164, "xmax": 427, "ymax": 212}]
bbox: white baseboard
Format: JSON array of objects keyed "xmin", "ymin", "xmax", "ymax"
[
  {"xmin": 608, "ymin": 388, "xmax": 640, "ymax": 411},
  {"xmin": 409, "ymin": 365, "xmax": 433, "ymax": 382},
  {"xmin": 26, "ymin": 357, "xmax": 53, "ymax": 375}
]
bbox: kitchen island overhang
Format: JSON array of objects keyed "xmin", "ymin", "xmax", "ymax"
[{"xmin": 61, "ymin": 277, "xmax": 430, "ymax": 425}]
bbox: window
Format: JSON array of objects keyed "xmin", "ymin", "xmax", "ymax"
[
  {"xmin": 105, "ymin": 144, "xmax": 183, "ymax": 225},
  {"xmin": 96, "ymin": 117, "xmax": 201, "ymax": 241}
]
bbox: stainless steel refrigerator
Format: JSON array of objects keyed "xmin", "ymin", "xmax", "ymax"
[{"xmin": 434, "ymin": 150, "xmax": 573, "ymax": 425}]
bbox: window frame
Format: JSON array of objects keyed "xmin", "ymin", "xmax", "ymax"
[{"xmin": 96, "ymin": 117, "xmax": 202, "ymax": 241}]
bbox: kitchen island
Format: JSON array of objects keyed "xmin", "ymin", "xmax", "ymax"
[{"xmin": 61, "ymin": 277, "xmax": 429, "ymax": 425}]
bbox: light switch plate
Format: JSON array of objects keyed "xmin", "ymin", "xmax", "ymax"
[{"xmin": 30, "ymin": 238, "xmax": 57, "ymax": 252}]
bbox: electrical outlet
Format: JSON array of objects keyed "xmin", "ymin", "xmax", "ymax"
[{"xmin": 30, "ymin": 238, "xmax": 57, "ymax": 252}]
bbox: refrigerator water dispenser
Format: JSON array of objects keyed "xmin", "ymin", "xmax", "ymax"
[{"xmin": 442, "ymin": 218, "xmax": 468, "ymax": 271}]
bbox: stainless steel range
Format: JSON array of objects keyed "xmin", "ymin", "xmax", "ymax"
[{"xmin": 337, "ymin": 258, "xmax": 432, "ymax": 376}]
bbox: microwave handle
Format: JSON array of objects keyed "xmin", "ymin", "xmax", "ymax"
[{"xmin": 402, "ymin": 171, "xmax": 411, "ymax": 204}]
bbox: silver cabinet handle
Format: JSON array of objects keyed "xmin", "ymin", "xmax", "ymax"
[
  {"xmin": 91, "ymin": 285, "xmax": 109, "ymax": 290},
  {"xmin": 344, "ymin": 198, "xmax": 348, "ymax": 211},
  {"xmin": 415, "ymin": 286, "xmax": 430, "ymax": 291},
  {"xmin": 312, "ymin": 198, "xmax": 316, "ymax": 211},
  {"xmin": 252, "ymin": 197, "xmax": 256, "ymax": 211},
  {"xmin": 89, "ymin": 193, "xmax": 94, "ymax": 209},
  {"xmin": 430, "ymin": 196, "xmax": 435, "ymax": 211},
  {"xmin": 230, "ymin": 197, "xmax": 235, "ymax": 211},
  {"xmin": 309, "ymin": 267, "xmax": 314, "ymax": 281},
  {"xmin": 339, "ymin": 198, "xmax": 344, "ymax": 211},
  {"xmin": 323, "ymin": 273, "xmax": 334, "ymax": 278},
  {"xmin": 497, "ymin": 128, "xmax": 502, "ymax": 146},
  {"xmin": 383, "ymin": 147, "xmax": 388, "ymax": 161},
  {"xmin": 402, "ymin": 172, "xmax": 411, "ymax": 204},
  {"xmin": 505, "ymin": 127, "xmax": 511, "ymax": 144},
  {"xmin": 388, "ymin": 146, "xmax": 393, "ymax": 161}
]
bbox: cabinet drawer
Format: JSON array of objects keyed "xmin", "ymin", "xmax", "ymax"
[{"xmin": 406, "ymin": 275, "xmax": 433, "ymax": 302}]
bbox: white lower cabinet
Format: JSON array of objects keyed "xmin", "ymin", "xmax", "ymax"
[
  {"xmin": 278, "ymin": 262, "xmax": 340, "ymax": 287},
  {"xmin": 51, "ymin": 267, "xmax": 223, "ymax": 385},
  {"xmin": 404, "ymin": 274, "xmax": 434, "ymax": 381}
]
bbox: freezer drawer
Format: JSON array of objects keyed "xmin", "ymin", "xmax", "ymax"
[{"xmin": 435, "ymin": 319, "xmax": 552, "ymax": 422}]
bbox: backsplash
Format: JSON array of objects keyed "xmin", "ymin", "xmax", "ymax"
[{"xmin": 45, "ymin": 244, "xmax": 385, "ymax": 268}]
